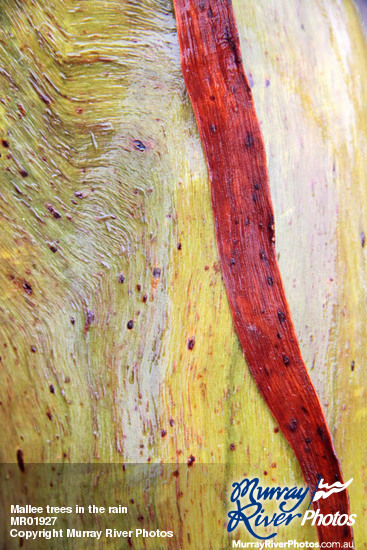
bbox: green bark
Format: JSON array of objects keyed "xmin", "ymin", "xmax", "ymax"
[{"xmin": 0, "ymin": 0, "xmax": 366, "ymax": 547}]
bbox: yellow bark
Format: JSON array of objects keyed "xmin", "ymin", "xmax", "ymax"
[{"xmin": 0, "ymin": 0, "xmax": 366, "ymax": 547}]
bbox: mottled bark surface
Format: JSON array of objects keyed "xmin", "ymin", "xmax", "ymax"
[
  {"xmin": 173, "ymin": 0, "xmax": 353, "ymax": 544},
  {"xmin": 0, "ymin": 0, "xmax": 366, "ymax": 548}
]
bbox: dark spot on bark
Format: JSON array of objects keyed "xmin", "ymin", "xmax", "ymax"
[
  {"xmin": 127, "ymin": 537, "xmax": 133, "ymax": 548},
  {"xmin": 23, "ymin": 280, "xmax": 32, "ymax": 295},
  {"xmin": 86, "ymin": 309, "xmax": 94, "ymax": 325},
  {"xmin": 301, "ymin": 406, "xmax": 308, "ymax": 413},
  {"xmin": 210, "ymin": 123, "xmax": 216, "ymax": 133},
  {"xmin": 317, "ymin": 426, "xmax": 326, "ymax": 440},
  {"xmin": 136, "ymin": 284, "xmax": 141, "ymax": 292},
  {"xmin": 223, "ymin": 26, "xmax": 242, "ymax": 65},
  {"xmin": 187, "ymin": 454, "xmax": 195, "ymax": 466},
  {"xmin": 245, "ymin": 132, "xmax": 254, "ymax": 148},
  {"xmin": 230, "ymin": 258, "xmax": 235, "ymax": 265},
  {"xmin": 46, "ymin": 410, "xmax": 52, "ymax": 421},
  {"xmin": 2, "ymin": 139, "xmax": 9, "ymax": 147},
  {"xmin": 142, "ymin": 293, "xmax": 148, "ymax": 303},
  {"xmin": 268, "ymin": 216, "xmax": 275, "ymax": 243},
  {"xmin": 45, "ymin": 203, "xmax": 61, "ymax": 219},
  {"xmin": 260, "ymin": 250, "xmax": 267, "ymax": 261},
  {"xmin": 271, "ymin": 463, "xmax": 277, "ymax": 468},
  {"xmin": 70, "ymin": 316, "xmax": 75, "ymax": 325},
  {"xmin": 177, "ymin": 242, "xmax": 182, "ymax": 250},
  {"xmin": 229, "ymin": 443, "xmax": 236, "ymax": 451},
  {"xmin": 276, "ymin": 332, "xmax": 282, "ymax": 339},
  {"xmin": 169, "ymin": 417, "xmax": 175, "ymax": 427},
  {"xmin": 49, "ymin": 244, "xmax": 57, "ymax": 253},
  {"xmin": 130, "ymin": 499, "xmax": 134, "ymax": 504},
  {"xmin": 187, "ymin": 337, "xmax": 195, "ymax": 350},
  {"xmin": 199, "ymin": 1, "xmax": 205, "ymax": 9},
  {"xmin": 351, "ymin": 360, "xmax": 355, "ymax": 371},
  {"xmin": 210, "ymin": 95, "xmax": 215, "ymax": 101},
  {"xmin": 49, "ymin": 384, "xmax": 55, "ymax": 394},
  {"xmin": 361, "ymin": 231, "xmax": 366, "ymax": 248},
  {"xmin": 208, "ymin": 7, "xmax": 213, "ymax": 17},
  {"xmin": 277, "ymin": 311, "xmax": 286, "ymax": 323},
  {"xmin": 274, "ymin": 427, "xmax": 279, "ymax": 433},
  {"xmin": 282, "ymin": 355, "xmax": 290, "ymax": 366},
  {"xmin": 234, "ymin": 219, "xmax": 239, "ymax": 225},
  {"xmin": 127, "ymin": 320, "xmax": 134, "ymax": 330},
  {"xmin": 305, "ymin": 437, "xmax": 311, "ymax": 444},
  {"xmin": 17, "ymin": 449, "xmax": 25, "ymax": 472},
  {"xmin": 133, "ymin": 140, "xmax": 146, "ymax": 151},
  {"xmin": 173, "ymin": 469, "xmax": 179, "ymax": 477},
  {"xmin": 20, "ymin": 169, "xmax": 28, "ymax": 178},
  {"xmin": 252, "ymin": 193, "xmax": 257, "ymax": 203},
  {"xmin": 30, "ymin": 345, "xmax": 37, "ymax": 353},
  {"xmin": 244, "ymin": 218, "xmax": 250, "ymax": 225},
  {"xmin": 118, "ymin": 273, "xmax": 125, "ymax": 283},
  {"xmin": 37, "ymin": 91, "xmax": 51, "ymax": 105},
  {"xmin": 289, "ymin": 419, "xmax": 298, "ymax": 432},
  {"xmin": 137, "ymin": 515, "xmax": 144, "ymax": 522},
  {"xmin": 267, "ymin": 276, "xmax": 274, "ymax": 286},
  {"xmin": 254, "ymin": 182, "xmax": 260, "ymax": 190},
  {"xmin": 153, "ymin": 267, "xmax": 161, "ymax": 278},
  {"xmin": 263, "ymin": 470, "xmax": 268, "ymax": 476}
]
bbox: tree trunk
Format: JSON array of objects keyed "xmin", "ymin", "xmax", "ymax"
[{"xmin": 0, "ymin": 0, "xmax": 366, "ymax": 547}]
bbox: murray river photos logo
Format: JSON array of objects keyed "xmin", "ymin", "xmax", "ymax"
[{"xmin": 227, "ymin": 477, "xmax": 355, "ymax": 540}]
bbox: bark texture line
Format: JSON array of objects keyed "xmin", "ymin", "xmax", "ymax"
[{"xmin": 173, "ymin": 0, "xmax": 353, "ymax": 544}]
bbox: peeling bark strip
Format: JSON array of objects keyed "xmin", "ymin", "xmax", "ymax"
[{"xmin": 174, "ymin": 0, "xmax": 353, "ymax": 544}]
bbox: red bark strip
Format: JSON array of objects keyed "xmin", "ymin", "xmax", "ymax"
[{"xmin": 173, "ymin": 0, "xmax": 353, "ymax": 544}]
